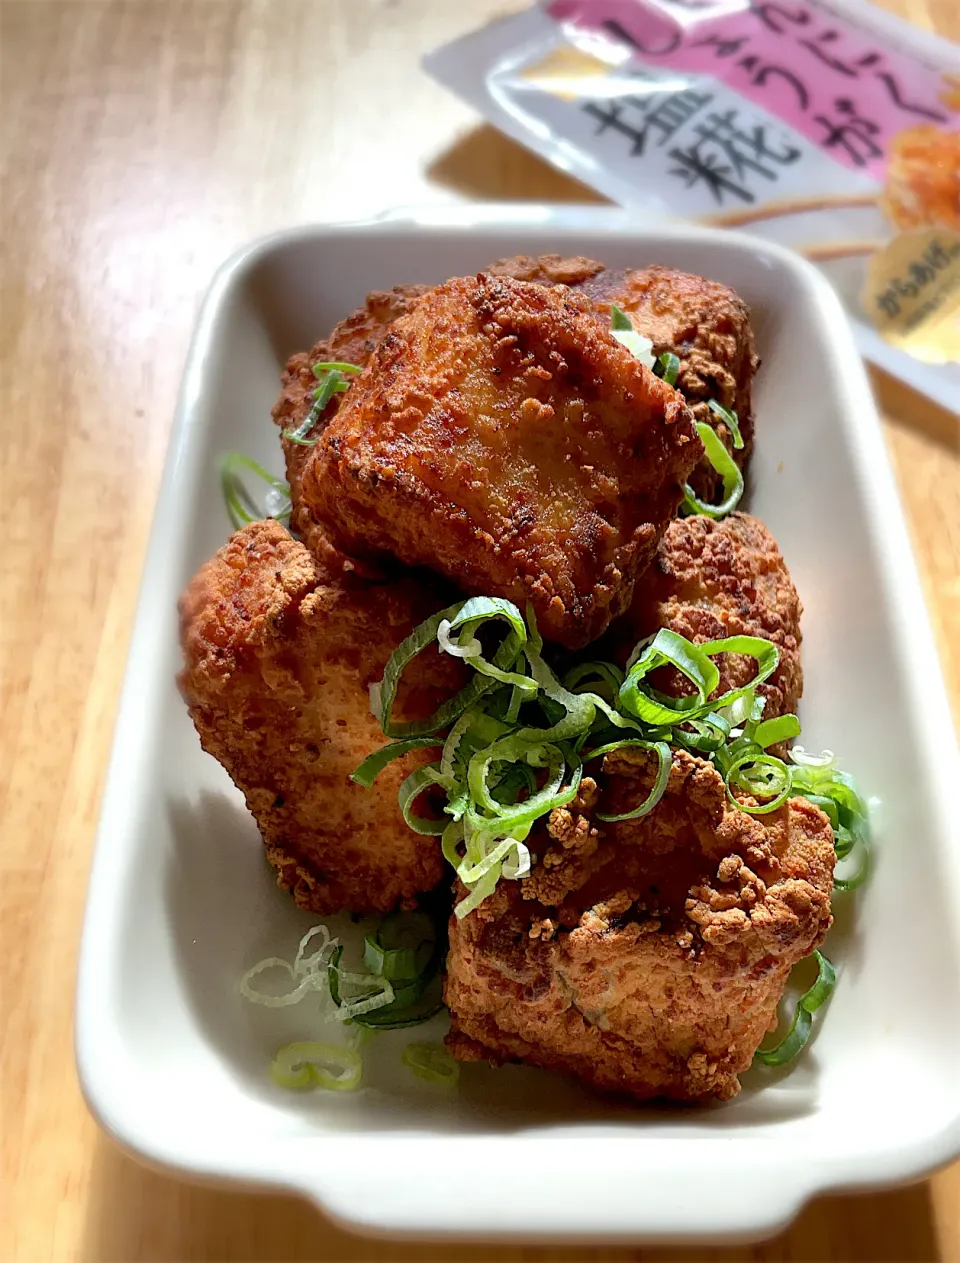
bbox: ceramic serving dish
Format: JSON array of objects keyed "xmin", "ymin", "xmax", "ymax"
[{"xmin": 76, "ymin": 206, "xmax": 960, "ymax": 1244}]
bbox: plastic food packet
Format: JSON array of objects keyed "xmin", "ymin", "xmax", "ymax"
[{"xmin": 425, "ymin": 0, "xmax": 960, "ymax": 414}]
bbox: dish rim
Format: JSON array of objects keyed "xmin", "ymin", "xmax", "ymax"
[{"xmin": 75, "ymin": 206, "xmax": 960, "ymax": 1243}]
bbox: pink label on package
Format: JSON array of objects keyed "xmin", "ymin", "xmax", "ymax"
[{"xmin": 549, "ymin": 0, "xmax": 959, "ymax": 178}]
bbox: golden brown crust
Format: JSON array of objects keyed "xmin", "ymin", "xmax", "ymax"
[
  {"xmin": 578, "ymin": 265, "xmax": 759, "ymax": 501},
  {"xmin": 177, "ymin": 520, "xmax": 464, "ymax": 915},
  {"xmin": 271, "ymin": 285, "xmax": 429, "ymax": 565},
  {"xmin": 298, "ymin": 273, "xmax": 702, "ymax": 649},
  {"xmin": 444, "ymin": 752, "xmax": 833, "ymax": 1102},
  {"xmin": 486, "ymin": 253, "xmax": 606, "ymax": 286},
  {"xmin": 605, "ymin": 512, "xmax": 803, "ymax": 723}
]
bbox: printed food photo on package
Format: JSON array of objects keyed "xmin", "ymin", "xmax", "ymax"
[{"xmin": 426, "ymin": 0, "xmax": 960, "ymax": 414}]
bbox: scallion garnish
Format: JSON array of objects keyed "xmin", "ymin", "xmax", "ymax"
[
  {"xmin": 707, "ymin": 398, "xmax": 744, "ymax": 450},
  {"xmin": 219, "ymin": 452, "xmax": 291, "ymax": 530},
  {"xmin": 270, "ymin": 1040, "xmax": 363, "ymax": 1091},
  {"xmin": 402, "ymin": 1042, "xmax": 460, "ymax": 1087},
  {"xmin": 609, "ymin": 306, "xmax": 656, "ymax": 370},
  {"xmin": 753, "ymin": 950, "xmax": 836, "ymax": 1067},
  {"xmin": 357, "ymin": 599, "xmax": 869, "ymax": 919},
  {"xmin": 282, "ymin": 360, "xmax": 361, "ymax": 448},
  {"xmin": 610, "ymin": 304, "xmax": 633, "ymax": 331},
  {"xmin": 655, "ymin": 351, "xmax": 680, "ymax": 386},
  {"xmin": 683, "ymin": 422, "xmax": 745, "ymax": 519}
]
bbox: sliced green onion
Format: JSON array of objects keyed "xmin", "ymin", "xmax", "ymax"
[
  {"xmin": 398, "ymin": 764, "xmax": 448, "ymax": 835},
  {"xmin": 239, "ymin": 957, "xmax": 325, "ymax": 1008},
  {"xmin": 701, "ymin": 635, "xmax": 780, "ymax": 712},
  {"xmin": 584, "ymin": 739, "xmax": 672, "ymax": 822},
  {"xmin": 707, "ymin": 398, "xmax": 744, "ymax": 450},
  {"xmin": 313, "ymin": 360, "xmax": 362, "ymax": 376},
  {"xmin": 619, "ymin": 628, "xmax": 720, "ymax": 726},
  {"xmin": 270, "ymin": 1041, "xmax": 362, "ymax": 1092},
  {"xmin": 376, "ymin": 598, "xmax": 528, "ymax": 738},
  {"xmin": 673, "ymin": 711, "xmax": 731, "ymax": 753},
  {"xmin": 754, "ymin": 951, "xmax": 836, "ymax": 1067},
  {"xmin": 790, "ymin": 746, "xmax": 837, "ymax": 772},
  {"xmin": 459, "ymin": 835, "xmax": 531, "ymax": 885},
  {"xmin": 363, "ymin": 912, "xmax": 437, "ymax": 981},
  {"xmin": 402, "ymin": 1042, "xmax": 460, "ymax": 1087},
  {"xmin": 292, "ymin": 924, "xmax": 337, "ymax": 977},
  {"xmin": 563, "ymin": 660, "xmax": 625, "ymax": 698},
  {"xmin": 717, "ymin": 688, "xmax": 763, "ymax": 728},
  {"xmin": 609, "ymin": 306, "xmax": 656, "ymax": 368},
  {"xmin": 834, "ymin": 836, "xmax": 870, "ymax": 891},
  {"xmin": 464, "ymin": 756, "xmax": 581, "ymax": 839},
  {"xmin": 353, "ymin": 974, "xmax": 445, "ymax": 1029},
  {"xmin": 725, "ymin": 752, "xmax": 792, "ymax": 815},
  {"xmin": 219, "ymin": 452, "xmax": 291, "ymax": 530},
  {"xmin": 454, "ymin": 863, "xmax": 502, "ymax": 919},
  {"xmin": 283, "ymin": 361, "xmax": 362, "ymax": 447},
  {"xmin": 751, "ymin": 713, "xmax": 801, "ymax": 749},
  {"xmin": 656, "ymin": 352, "xmax": 680, "ymax": 386},
  {"xmin": 350, "ymin": 738, "xmax": 442, "ymax": 788},
  {"xmin": 683, "ymin": 421, "xmax": 744, "ymax": 519}
]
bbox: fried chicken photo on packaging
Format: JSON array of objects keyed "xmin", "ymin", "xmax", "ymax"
[
  {"xmin": 444, "ymin": 752, "xmax": 834, "ymax": 1103},
  {"xmin": 297, "ymin": 272, "xmax": 703, "ymax": 649},
  {"xmin": 178, "ymin": 519, "xmax": 465, "ymax": 915},
  {"xmin": 605, "ymin": 512, "xmax": 803, "ymax": 724}
]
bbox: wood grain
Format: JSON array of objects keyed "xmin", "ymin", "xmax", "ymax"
[{"xmin": 1, "ymin": 2, "xmax": 957, "ymax": 1260}]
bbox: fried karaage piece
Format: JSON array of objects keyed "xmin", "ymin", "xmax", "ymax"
[
  {"xmin": 486, "ymin": 253, "xmax": 605, "ymax": 286},
  {"xmin": 445, "ymin": 751, "xmax": 834, "ymax": 1102},
  {"xmin": 605, "ymin": 512, "xmax": 802, "ymax": 722},
  {"xmin": 297, "ymin": 273, "xmax": 702, "ymax": 649},
  {"xmin": 577, "ymin": 264, "xmax": 759, "ymax": 501},
  {"xmin": 272, "ymin": 284, "xmax": 429, "ymax": 567},
  {"xmin": 178, "ymin": 519, "xmax": 464, "ymax": 915}
]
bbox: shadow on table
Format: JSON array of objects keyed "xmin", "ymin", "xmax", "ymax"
[
  {"xmin": 428, "ymin": 124, "xmax": 607, "ymax": 206},
  {"xmin": 82, "ymin": 1133, "xmax": 942, "ymax": 1263}
]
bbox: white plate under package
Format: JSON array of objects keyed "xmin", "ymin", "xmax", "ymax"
[{"xmin": 76, "ymin": 206, "xmax": 960, "ymax": 1244}]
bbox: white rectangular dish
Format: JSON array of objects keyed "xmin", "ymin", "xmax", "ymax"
[{"xmin": 76, "ymin": 206, "xmax": 960, "ymax": 1244}]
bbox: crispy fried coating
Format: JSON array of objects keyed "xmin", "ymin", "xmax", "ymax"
[
  {"xmin": 576, "ymin": 264, "xmax": 758, "ymax": 501},
  {"xmin": 297, "ymin": 273, "xmax": 702, "ymax": 649},
  {"xmin": 606, "ymin": 512, "xmax": 802, "ymax": 722},
  {"xmin": 272, "ymin": 284, "xmax": 429, "ymax": 567},
  {"xmin": 444, "ymin": 752, "xmax": 834, "ymax": 1102},
  {"xmin": 486, "ymin": 253, "xmax": 605, "ymax": 287},
  {"xmin": 178, "ymin": 519, "xmax": 464, "ymax": 915}
]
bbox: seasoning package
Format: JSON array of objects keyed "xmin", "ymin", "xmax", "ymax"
[{"xmin": 425, "ymin": 0, "xmax": 960, "ymax": 413}]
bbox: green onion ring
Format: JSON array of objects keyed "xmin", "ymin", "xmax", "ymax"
[
  {"xmin": 751, "ymin": 713, "xmax": 801, "ymax": 749},
  {"xmin": 270, "ymin": 1041, "xmax": 362, "ymax": 1092},
  {"xmin": 619, "ymin": 628, "xmax": 720, "ymax": 726},
  {"xmin": 683, "ymin": 422, "xmax": 744, "ymax": 519},
  {"xmin": 584, "ymin": 739, "xmax": 672, "ymax": 823},
  {"xmin": 398, "ymin": 764, "xmax": 448, "ymax": 835},
  {"xmin": 376, "ymin": 598, "xmax": 528, "ymax": 738},
  {"xmin": 219, "ymin": 453, "xmax": 291, "ymax": 530},
  {"xmin": 707, "ymin": 398, "xmax": 744, "ymax": 450},
  {"xmin": 700, "ymin": 635, "xmax": 780, "ymax": 712},
  {"xmin": 725, "ymin": 752, "xmax": 792, "ymax": 815},
  {"xmin": 402, "ymin": 1042, "xmax": 460, "ymax": 1087},
  {"xmin": 754, "ymin": 951, "xmax": 836, "ymax": 1067},
  {"xmin": 657, "ymin": 352, "xmax": 680, "ymax": 386},
  {"xmin": 833, "ymin": 836, "xmax": 870, "ymax": 892},
  {"xmin": 350, "ymin": 738, "xmax": 442, "ymax": 788}
]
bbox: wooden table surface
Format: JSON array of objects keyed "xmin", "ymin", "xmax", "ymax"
[{"xmin": 2, "ymin": 2, "xmax": 958, "ymax": 1260}]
